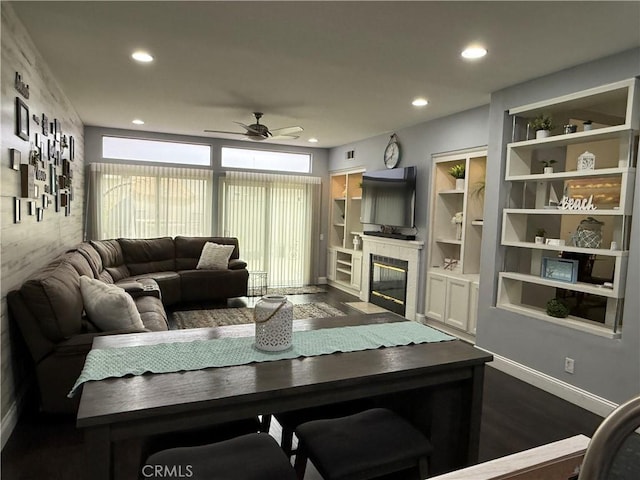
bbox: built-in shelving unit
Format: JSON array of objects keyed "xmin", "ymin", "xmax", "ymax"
[
  {"xmin": 424, "ymin": 146, "xmax": 487, "ymax": 338},
  {"xmin": 327, "ymin": 169, "xmax": 364, "ymax": 294},
  {"xmin": 498, "ymin": 78, "xmax": 639, "ymax": 339}
]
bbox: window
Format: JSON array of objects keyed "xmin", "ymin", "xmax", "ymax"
[
  {"xmin": 102, "ymin": 136, "xmax": 211, "ymax": 166},
  {"xmin": 87, "ymin": 163, "xmax": 213, "ymax": 239},
  {"xmin": 220, "ymin": 171, "xmax": 321, "ymax": 287},
  {"xmin": 221, "ymin": 147, "xmax": 311, "ymax": 173}
]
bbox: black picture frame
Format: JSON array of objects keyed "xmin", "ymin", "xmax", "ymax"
[
  {"xmin": 69, "ymin": 136, "xmax": 75, "ymax": 161},
  {"xmin": 10, "ymin": 148, "xmax": 21, "ymax": 170},
  {"xmin": 36, "ymin": 207, "xmax": 43, "ymax": 222},
  {"xmin": 541, "ymin": 257, "xmax": 579, "ymax": 283},
  {"xmin": 42, "ymin": 113, "xmax": 49, "ymax": 136},
  {"xmin": 29, "ymin": 201, "xmax": 36, "ymax": 216},
  {"xmin": 14, "ymin": 197, "xmax": 21, "ymax": 223},
  {"xmin": 15, "ymin": 97, "xmax": 29, "ymax": 141}
]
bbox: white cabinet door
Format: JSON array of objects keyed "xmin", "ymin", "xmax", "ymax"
[
  {"xmin": 327, "ymin": 248, "xmax": 337, "ymax": 281},
  {"xmin": 468, "ymin": 281, "xmax": 479, "ymax": 334},
  {"xmin": 351, "ymin": 252, "xmax": 362, "ymax": 291},
  {"xmin": 425, "ymin": 272, "xmax": 447, "ymax": 322},
  {"xmin": 444, "ymin": 277, "xmax": 471, "ymax": 331}
]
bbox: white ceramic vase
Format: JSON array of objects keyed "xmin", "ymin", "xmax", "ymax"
[
  {"xmin": 254, "ymin": 295, "xmax": 293, "ymax": 351},
  {"xmin": 456, "ymin": 223, "xmax": 462, "ymax": 241},
  {"xmin": 455, "ymin": 178, "xmax": 465, "ymax": 191},
  {"xmin": 543, "ymin": 167, "xmax": 554, "ymax": 174},
  {"xmin": 536, "ymin": 129, "xmax": 550, "ymax": 139}
]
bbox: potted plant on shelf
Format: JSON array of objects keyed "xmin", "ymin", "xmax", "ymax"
[
  {"xmin": 529, "ymin": 114, "xmax": 555, "ymax": 139},
  {"xmin": 546, "ymin": 298, "xmax": 570, "ymax": 318},
  {"xmin": 448, "ymin": 164, "xmax": 466, "ymax": 190},
  {"xmin": 535, "ymin": 228, "xmax": 546, "ymax": 244},
  {"xmin": 539, "ymin": 159, "xmax": 557, "ymax": 174}
]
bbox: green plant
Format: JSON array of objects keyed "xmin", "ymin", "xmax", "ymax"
[
  {"xmin": 448, "ymin": 164, "xmax": 465, "ymax": 179},
  {"xmin": 539, "ymin": 159, "xmax": 557, "ymax": 168},
  {"xmin": 546, "ymin": 298, "xmax": 570, "ymax": 318},
  {"xmin": 536, "ymin": 228, "xmax": 546, "ymax": 237},
  {"xmin": 530, "ymin": 114, "xmax": 554, "ymax": 132}
]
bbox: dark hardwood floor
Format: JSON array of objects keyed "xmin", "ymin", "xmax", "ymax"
[{"xmin": 1, "ymin": 287, "xmax": 605, "ymax": 479}]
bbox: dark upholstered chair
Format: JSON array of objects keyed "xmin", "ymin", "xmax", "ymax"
[
  {"xmin": 144, "ymin": 433, "xmax": 296, "ymax": 480},
  {"xmin": 293, "ymin": 408, "xmax": 433, "ymax": 480}
]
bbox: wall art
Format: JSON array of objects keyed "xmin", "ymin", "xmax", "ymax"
[
  {"xmin": 36, "ymin": 207, "xmax": 43, "ymax": 222},
  {"xmin": 42, "ymin": 113, "xmax": 49, "ymax": 136},
  {"xmin": 28, "ymin": 201, "xmax": 36, "ymax": 216},
  {"xmin": 69, "ymin": 136, "xmax": 75, "ymax": 161},
  {"xmin": 15, "ymin": 97, "xmax": 29, "ymax": 141},
  {"xmin": 10, "ymin": 148, "xmax": 21, "ymax": 170},
  {"xmin": 541, "ymin": 257, "xmax": 579, "ymax": 284},
  {"xmin": 14, "ymin": 197, "xmax": 21, "ymax": 223},
  {"xmin": 14, "ymin": 72, "xmax": 30, "ymax": 99}
]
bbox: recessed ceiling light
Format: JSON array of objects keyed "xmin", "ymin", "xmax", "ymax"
[
  {"xmin": 132, "ymin": 119, "xmax": 145, "ymax": 125},
  {"xmin": 131, "ymin": 51, "xmax": 154, "ymax": 63},
  {"xmin": 308, "ymin": 138, "xmax": 319, "ymax": 143},
  {"xmin": 412, "ymin": 98, "xmax": 429, "ymax": 107},
  {"xmin": 461, "ymin": 46, "xmax": 487, "ymax": 59}
]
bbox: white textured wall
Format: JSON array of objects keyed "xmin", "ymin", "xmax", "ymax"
[{"xmin": 1, "ymin": 3, "xmax": 84, "ymax": 435}]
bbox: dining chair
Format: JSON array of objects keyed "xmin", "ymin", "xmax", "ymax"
[
  {"xmin": 144, "ymin": 432, "xmax": 297, "ymax": 480},
  {"xmin": 293, "ymin": 408, "xmax": 433, "ymax": 480}
]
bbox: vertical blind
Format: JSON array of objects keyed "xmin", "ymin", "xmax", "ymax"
[
  {"xmin": 220, "ymin": 171, "xmax": 321, "ymax": 288},
  {"xmin": 87, "ymin": 163, "xmax": 213, "ymax": 240}
]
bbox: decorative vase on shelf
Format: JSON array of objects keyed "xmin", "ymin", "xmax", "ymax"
[
  {"xmin": 536, "ymin": 129, "xmax": 550, "ymax": 139},
  {"xmin": 254, "ymin": 295, "xmax": 293, "ymax": 351},
  {"xmin": 456, "ymin": 223, "xmax": 462, "ymax": 241},
  {"xmin": 535, "ymin": 236, "xmax": 545, "ymax": 245},
  {"xmin": 455, "ymin": 178, "xmax": 464, "ymax": 191},
  {"xmin": 543, "ymin": 167, "xmax": 554, "ymax": 174}
]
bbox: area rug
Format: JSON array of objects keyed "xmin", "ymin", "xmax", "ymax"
[
  {"xmin": 345, "ymin": 302, "xmax": 389, "ymax": 314},
  {"xmin": 172, "ymin": 302, "xmax": 345, "ymax": 329}
]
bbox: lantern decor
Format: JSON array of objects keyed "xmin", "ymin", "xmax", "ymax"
[{"xmin": 577, "ymin": 151, "xmax": 596, "ymax": 171}]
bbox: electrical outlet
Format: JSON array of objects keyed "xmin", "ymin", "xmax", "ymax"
[{"xmin": 564, "ymin": 357, "xmax": 575, "ymax": 374}]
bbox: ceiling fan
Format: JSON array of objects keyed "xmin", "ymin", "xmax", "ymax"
[{"xmin": 204, "ymin": 112, "xmax": 303, "ymax": 141}]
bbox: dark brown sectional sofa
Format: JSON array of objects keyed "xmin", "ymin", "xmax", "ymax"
[{"xmin": 8, "ymin": 236, "xmax": 249, "ymax": 414}]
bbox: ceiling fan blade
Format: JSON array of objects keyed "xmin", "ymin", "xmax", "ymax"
[
  {"xmin": 270, "ymin": 126, "xmax": 304, "ymax": 136},
  {"xmin": 203, "ymin": 129, "xmax": 245, "ymax": 135},
  {"xmin": 270, "ymin": 134, "xmax": 301, "ymax": 140},
  {"xmin": 233, "ymin": 121, "xmax": 263, "ymax": 135}
]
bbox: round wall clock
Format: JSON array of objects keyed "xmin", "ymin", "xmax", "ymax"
[{"xmin": 384, "ymin": 133, "xmax": 400, "ymax": 169}]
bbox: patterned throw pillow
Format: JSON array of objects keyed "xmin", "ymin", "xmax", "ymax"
[
  {"xmin": 79, "ymin": 276, "xmax": 145, "ymax": 331},
  {"xmin": 196, "ymin": 242, "xmax": 235, "ymax": 270}
]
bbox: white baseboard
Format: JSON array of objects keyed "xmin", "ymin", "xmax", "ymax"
[
  {"xmin": 486, "ymin": 351, "xmax": 618, "ymax": 419},
  {"xmin": 1, "ymin": 400, "xmax": 20, "ymax": 450}
]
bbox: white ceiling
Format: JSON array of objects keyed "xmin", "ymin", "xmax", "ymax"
[{"xmin": 10, "ymin": 1, "xmax": 640, "ymax": 148}]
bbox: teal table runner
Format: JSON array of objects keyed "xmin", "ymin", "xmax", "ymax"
[{"xmin": 69, "ymin": 321, "xmax": 454, "ymax": 397}]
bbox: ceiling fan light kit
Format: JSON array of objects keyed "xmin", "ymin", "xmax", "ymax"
[{"xmin": 205, "ymin": 112, "xmax": 303, "ymax": 141}]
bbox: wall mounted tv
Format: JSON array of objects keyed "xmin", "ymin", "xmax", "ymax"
[{"xmin": 361, "ymin": 166, "xmax": 416, "ymax": 228}]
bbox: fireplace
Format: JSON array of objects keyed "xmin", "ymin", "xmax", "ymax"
[{"xmin": 369, "ymin": 255, "xmax": 408, "ymax": 316}]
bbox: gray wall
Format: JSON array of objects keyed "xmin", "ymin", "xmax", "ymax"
[
  {"xmin": 329, "ymin": 105, "xmax": 490, "ymax": 312},
  {"xmin": 479, "ymin": 48, "xmax": 640, "ymax": 404},
  {"xmin": 1, "ymin": 3, "xmax": 84, "ymax": 430},
  {"xmin": 84, "ymin": 127, "xmax": 330, "ymax": 280}
]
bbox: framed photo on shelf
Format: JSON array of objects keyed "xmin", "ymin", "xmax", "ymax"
[
  {"xmin": 15, "ymin": 97, "xmax": 29, "ymax": 141},
  {"xmin": 541, "ymin": 257, "xmax": 579, "ymax": 283}
]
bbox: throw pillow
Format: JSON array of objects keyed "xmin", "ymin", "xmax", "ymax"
[
  {"xmin": 79, "ymin": 276, "xmax": 145, "ymax": 331},
  {"xmin": 196, "ymin": 242, "xmax": 235, "ymax": 270}
]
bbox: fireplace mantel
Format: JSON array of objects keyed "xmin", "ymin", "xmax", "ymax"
[{"xmin": 360, "ymin": 236, "xmax": 424, "ymax": 320}]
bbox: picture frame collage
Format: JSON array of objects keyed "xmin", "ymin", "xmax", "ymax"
[{"xmin": 11, "ymin": 71, "xmax": 75, "ymax": 224}]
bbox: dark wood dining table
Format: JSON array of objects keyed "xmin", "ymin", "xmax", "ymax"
[{"xmin": 76, "ymin": 312, "xmax": 492, "ymax": 479}]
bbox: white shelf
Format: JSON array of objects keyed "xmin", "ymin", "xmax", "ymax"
[
  {"xmin": 499, "ymin": 272, "xmax": 620, "ymax": 298},
  {"xmin": 334, "ymin": 197, "xmax": 346, "ymax": 201},
  {"xmin": 336, "ymin": 259, "xmax": 352, "ymax": 267},
  {"xmin": 496, "ymin": 303, "xmax": 621, "ymax": 339},
  {"xmin": 506, "ymin": 167, "xmax": 635, "ymax": 182},
  {"xmin": 438, "ymin": 189, "xmax": 465, "ymax": 195},
  {"xmin": 436, "ymin": 238, "xmax": 462, "ymax": 245},
  {"xmin": 471, "ymin": 220, "xmax": 484, "ymax": 226},
  {"xmin": 336, "ymin": 267, "xmax": 352, "ymax": 275},
  {"xmin": 501, "ymin": 240, "xmax": 628, "ymax": 257},
  {"xmin": 352, "ymin": 196, "xmax": 362, "ymax": 200},
  {"xmin": 508, "ymin": 125, "xmax": 633, "ymax": 149},
  {"xmin": 503, "ymin": 208, "xmax": 625, "ymax": 216}
]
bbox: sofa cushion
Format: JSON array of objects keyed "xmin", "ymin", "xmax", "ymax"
[
  {"xmin": 20, "ymin": 259, "xmax": 85, "ymax": 342},
  {"xmin": 119, "ymin": 237, "xmax": 176, "ymax": 275},
  {"xmin": 118, "ymin": 272, "xmax": 182, "ymax": 307},
  {"xmin": 196, "ymin": 242, "xmax": 235, "ymax": 270},
  {"xmin": 80, "ymin": 276, "xmax": 145, "ymax": 331},
  {"xmin": 175, "ymin": 236, "xmax": 240, "ymax": 270},
  {"xmin": 91, "ymin": 239, "xmax": 130, "ymax": 281},
  {"xmin": 135, "ymin": 296, "xmax": 169, "ymax": 331},
  {"xmin": 75, "ymin": 243, "xmax": 113, "ymax": 283},
  {"xmin": 179, "ymin": 269, "xmax": 249, "ymax": 303}
]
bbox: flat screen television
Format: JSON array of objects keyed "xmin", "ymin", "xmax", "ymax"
[{"xmin": 361, "ymin": 166, "xmax": 416, "ymax": 228}]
